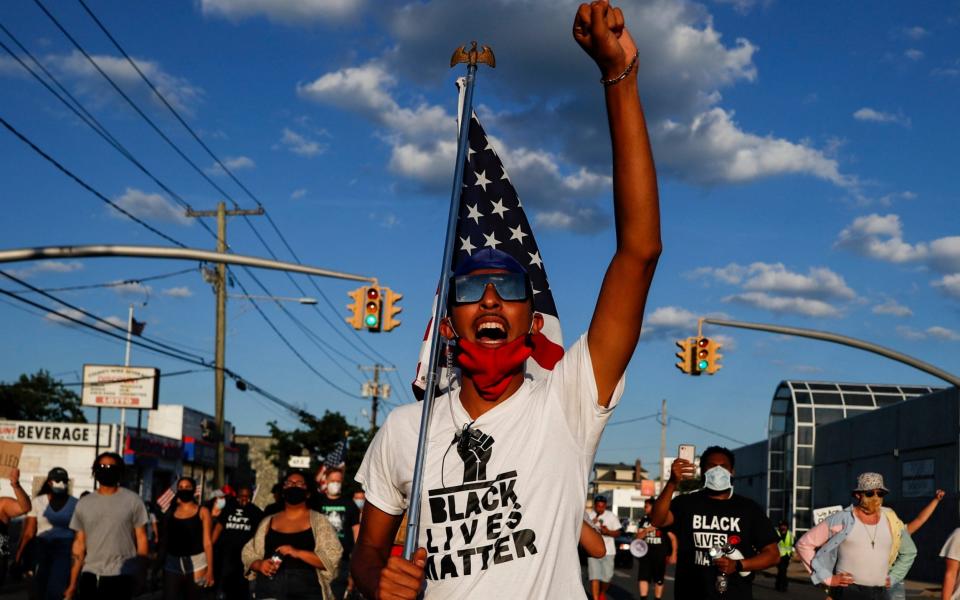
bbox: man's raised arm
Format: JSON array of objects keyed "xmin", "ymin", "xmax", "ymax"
[{"xmin": 574, "ymin": 1, "xmax": 662, "ymax": 407}]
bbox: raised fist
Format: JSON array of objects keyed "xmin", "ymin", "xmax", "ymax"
[
  {"xmin": 457, "ymin": 428, "xmax": 495, "ymax": 483},
  {"xmin": 573, "ymin": 1, "xmax": 638, "ymax": 80}
]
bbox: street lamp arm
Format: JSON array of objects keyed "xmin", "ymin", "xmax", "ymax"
[
  {"xmin": 700, "ymin": 317, "xmax": 960, "ymax": 388},
  {"xmin": 0, "ymin": 245, "xmax": 378, "ymax": 285}
]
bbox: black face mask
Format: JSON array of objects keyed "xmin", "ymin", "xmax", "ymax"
[
  {"xmin": 94, "ymin": 465, "xmax": 121, "ymax": 487},
  {"xmin": 176, "ymin": 489, "xmax": 196, "ymax": 502},
  {"xmin": 282, "ymin": 487, "xmax": 307, "ymax": 505}
]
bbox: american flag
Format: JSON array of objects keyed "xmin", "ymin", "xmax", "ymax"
[
  {"xmin": 413, "ymin": 103, "xmax": 564, "ymax": 396},
  {"xmin": 315, "ymin": 438, "xmax": 348, "ymax": 492},
  {"xmin": 155, "ymin": 485, "xmax": 176, "ymax": 513}
]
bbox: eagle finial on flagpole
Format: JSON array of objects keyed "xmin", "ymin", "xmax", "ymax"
[{"xmin": 450, "ymin": 41, "xmax": 496, "ymax": 68}]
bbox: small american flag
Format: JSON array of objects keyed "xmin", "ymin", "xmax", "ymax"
[
  {"xmin": 413, "ymin": 92, "xmax": 564, "ymax": 397},
  {"xmin": 324, "ymin": 438, "xmax": 347, "ymax": 470},
  {"xmin": 155, "ymin": 485, "xmax": 176, "ymax": 513}
]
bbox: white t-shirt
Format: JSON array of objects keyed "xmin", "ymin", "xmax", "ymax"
[
  {"xmin": 585, "ymin": 509, "xmax": 622, "ymax": 556},
  {"xmin": 356, "ymin": 334, "xmax": 624, "ymax": 598},
  {"xmin": 941, "ymin": 528, "xmax": 960, "ymax": 600}
]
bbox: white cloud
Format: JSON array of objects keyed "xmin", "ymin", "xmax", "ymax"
[
  {"xmin": 904, "ymin": 48, "xmax": 924, "ymax": 61},
  {"xmin": 200, "ymin": 0, "xmax": 363, "ymax": 25},
  {"xmin": 95, "ymin": 315, "xmax": 127, "ymax": 331},
  {"xmin": 902, "ymin": 26, "xmax": 929, "ymax": 40},
  {"xmin": 853, "ymin": 107, "xmax": 911, "ymax": 127},
  {"xmin": 724, "ymin": 292, "xmax": 842, "ymax": 317},
  {"xmin": 278, "ymin": 128, "xmax": 324, "ymax": 157},
  {"xmin": 298, "ymin": 0, "xmax": 855, "ymax": 230},
  {"xmin": 834, "ymin": 214, "xmax": 928, "ymax": 263},
  {"xmin": 206, "ymin": 156, "xmax": 255, "ymax": 175},
  {"xmin": 110, "ymin": 188, "xmax": 191, "ymax": 225},
  {"xmin": 655, "ymin": 107, "xmax": 852, "ymax": 186},
  {"xmin": 933, "ymin": 274, "xmax": 960, "ymax": 300},
  {"xmin": 872, "ymin": 299, "xmax": 913, "ymax": 317},
  {"xmin": 693, "ymin": 262, "xmax": 855, "ymax": 299},
  {"xmin": 896, "ymin": 325, "xmax": 960, "ymax": 342},
  {"xmin": 928, "ymin": 326, "xmax": 960, "ymax": 341},
  {"xmin": 44, "ymin": 308, "xmax": 86, "ymax": 326},
  {"xmin": 640, "ymin": 306, "xmax": 732, "ymax": 341},
  {"xmin": 162, "ymin": 286, "xmax": 193, "ymax": 298},
  {"xmin": 111, "ymin": 281, "xmax": 152, "ymax": 297},
  {"xmin": 290, "ymin": 188, "xmax": 308, "ymax": 200},
  {"xmin": 10, "ymin": 261, "xmax": 84, "ymax": 279},
  {"xmin": 51, "ymin": 51, "xmax": 202, "ymax": 115},
  {"xmin": 713, "ymin": 0, "xmax": 769, "ymax": 14}
]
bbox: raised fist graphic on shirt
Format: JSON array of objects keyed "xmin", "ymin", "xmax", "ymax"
[{"xmin": 457, "ymin": 428, "xmax": 495, "ymax": 483}]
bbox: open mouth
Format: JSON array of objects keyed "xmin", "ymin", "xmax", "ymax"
[{"xmin": 475, "ymin": 320, "xmax": 508, "ymax": 345}]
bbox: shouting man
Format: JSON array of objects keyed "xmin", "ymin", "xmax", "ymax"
[{"xmin": 351, "ymin": 1, "xmax": 661, "ymax": 598}]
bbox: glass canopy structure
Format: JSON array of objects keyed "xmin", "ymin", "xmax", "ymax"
[{"xmin": 767, "ymin": 380, "xmax": 941, "ymax": 532}]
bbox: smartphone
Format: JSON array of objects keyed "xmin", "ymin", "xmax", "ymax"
[{"xmin": 678, "ymin": 444, "xmax": 696, "ymax": 479}]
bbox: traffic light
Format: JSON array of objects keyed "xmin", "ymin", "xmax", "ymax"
[
  {"xmin": 364, "ymin": 286, "xmax": 382, "ymax": 332},
  {"xmin": 675, "ymin": 338, "xmax": 695, "ymax": 375},
  {"xmin": 695, "ymin": 336, "xmax": 723, "ymax": 375},
  {"xmin": 346, "ymin": 287, "xmax": 365, "ymax": 330},
  {"xmin": 381, "ymin": 287, "xmax": 403, "ymax": 332}
]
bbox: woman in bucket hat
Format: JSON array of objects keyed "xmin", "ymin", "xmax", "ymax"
[{"xmin": 796, "ymin": 472, "xmax": 917, "ymax": 600}]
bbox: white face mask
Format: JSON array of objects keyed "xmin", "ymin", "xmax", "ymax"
[
  {"xmin": 354, "ymin": 499, "xmax": 365, "ymax": 510},
  {"xmin": 326, "ymin": 481, "xmax": 342, "ymax": 496},
  {"xmin": 703, "ymin": 465, "xmax": 733, "ymax": 492}
]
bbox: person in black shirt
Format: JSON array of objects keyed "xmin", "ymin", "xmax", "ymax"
[
  {"xmin": 212, "ymin": 486, "xmax": 262, "ymax": 600},
  {"xmin": 636, "ymin": 499, "xmax": 676, "ymax": 599},
  {"xmin": 650, "ymin": 446, "xmax": 779, "ymax": 600},
  {"xmin": 309, "ymin": 467, "xmax": 359, "ymax": 600}
]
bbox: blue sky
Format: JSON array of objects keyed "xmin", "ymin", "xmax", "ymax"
[{"xmin": 1, "ymin": 0, "xmax": 958, "ymax": 476}]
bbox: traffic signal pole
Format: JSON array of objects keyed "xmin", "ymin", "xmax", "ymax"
[{"xmin": 698, "ymin": 317, "xmax": 960, "ymax": 387}]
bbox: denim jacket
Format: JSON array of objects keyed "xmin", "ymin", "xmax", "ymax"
[{"xmin": 795, "ymin": 505, "xmax": 917, "ymax": 586}]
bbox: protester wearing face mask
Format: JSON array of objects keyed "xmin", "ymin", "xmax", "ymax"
[
  {"xmin": 14, "ymin": 467, "xmax": 74, "ymax": 600},
  {"xmin": 243, "ymin": 471, "xmax": 342, "ymax": 600},
  {"xmin": 796, "ymin": 473, "xmax": 917, "ymax": 600},
  {"xmin": 159, "ymin": 477, "xmax": 215, "ymax": 599},
  {"xmin": 309, "ymin": 467, "xmax": 359, "ymax": 600},
  {"xmin": 650, "ymin": 446, "xmax": 780, "ymax": 600},
  {"xmin": 64, "ymin": 452, "xmax": 149, "ymax": 599},
  {"xmin": 212, "ymin": 485, "xmax": 262, "ymax": 600}
]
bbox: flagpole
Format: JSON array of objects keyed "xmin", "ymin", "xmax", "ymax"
[
  {"xmin": 120, "ymin": 303, "xmax": 133, "ymax": 454},
  {"xmin": 403, "ymin": 43, "xmax": 494, "ymax": 559}
]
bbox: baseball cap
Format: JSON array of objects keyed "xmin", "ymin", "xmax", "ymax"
[
  {"xmin": 453, "ymin": 248, "xmax": 527, "ymax": 277},
  {"xmin": 594, "ymin": 495, "xmax": 608, "ymax": 504},
  {"xmin": 47, "ymin": 467, "xmax": 69, "ymax": 482}
]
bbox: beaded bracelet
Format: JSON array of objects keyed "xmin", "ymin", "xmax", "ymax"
[{"xmin": 601, "ymin": 51, "xmax": 639, "ymax": 87}]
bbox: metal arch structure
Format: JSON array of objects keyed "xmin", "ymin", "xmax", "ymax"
[{"xmin": 0, "ymin": 244, "xmax": 378, "ymax": 285}]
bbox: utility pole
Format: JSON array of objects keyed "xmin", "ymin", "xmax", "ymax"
[
  {"xmin": 360, "ymin": 364, "xmax": 396, "ymax": 430},
  {"xmin": 659, "ymin": 398, "xmax": 667, "ymax": 487},
  {"xmin": 187, "ymin": 201, "xmax": 264, "ymax": 488}
]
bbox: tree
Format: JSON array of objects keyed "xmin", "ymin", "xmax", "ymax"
[
  {"xmin": 0, "ymin": 370, "xmax": 87, "ymax": 423},
  {"xmin": 267, "ymin": 410, "xmax": 373, "ymax": 492}
]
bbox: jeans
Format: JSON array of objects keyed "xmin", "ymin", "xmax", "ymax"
[
  {"xmin": 32, "ymin": 538, "xmax": 73, "ymax": 600},
  {"xmin": 775, "ymin": 555, "xmax": 790, "ymax": 591},
  {"xmin": 886, "ymin": 580, "xmax": 906, "ymax": 600},
  {"xmin": 830, "ymin": 584, "xmax": 887, "ymax": 600}
]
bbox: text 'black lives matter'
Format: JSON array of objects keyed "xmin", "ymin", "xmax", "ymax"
[{"xmin": 424, "ymin": 428, "xmax": 538, "ymax": 580}]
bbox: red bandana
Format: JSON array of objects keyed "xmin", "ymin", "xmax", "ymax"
[{"xmin": 456, "ymin": 334, "xmax": 533, "ymax": 401}]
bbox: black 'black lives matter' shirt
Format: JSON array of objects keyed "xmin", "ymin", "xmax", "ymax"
[{"xmin": 670, "ymin": 490, "xmax": 778, "ymax": 600}]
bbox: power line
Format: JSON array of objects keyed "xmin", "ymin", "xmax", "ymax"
[
  {"xmin": 0, "ymin": 284, "xmax": 313, "ymax": 422},
  {"xmin": 0, "ymin": 23, "xmax": 220, "ymax": 244},
  {"xmin": 7, "ymin": 267, "xmax": 197, "ymax": 294},
  {"xmin": 1, "ymin": 269, "xmax": 208, "ymax": 362},
  {"xmin": 670, "ymin": 415, "xmax": 747, "ymax": 446},
  {"xmin": 72, "ymin": 0, "xmax": 395, "ymax": 368},
  {"xmin": 0, "ymin": 116, "xmax": 187, "ymax": 249},
  {"xmin": 607, "ymin": 412, "xmax": 660, "ymax": 426},
  {"xmin": 59, "ymin": 368, "xmax": 205, "ymax": 387}
]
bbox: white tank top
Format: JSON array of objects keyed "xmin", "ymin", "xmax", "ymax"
[{"xmin": 835, "ymin": 514, "xmax": 892, "ymax": 586}]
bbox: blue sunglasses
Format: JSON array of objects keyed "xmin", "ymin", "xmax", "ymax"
[{"xmin": 452, "ymin": 273, "xmax": 529, "ymax": 304}]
